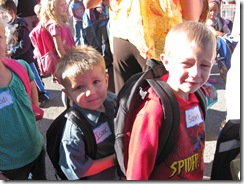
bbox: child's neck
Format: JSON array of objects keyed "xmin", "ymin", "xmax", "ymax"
[{"xmin": 97, "ymin": 104, "xmax": 105, "ymax": 112}]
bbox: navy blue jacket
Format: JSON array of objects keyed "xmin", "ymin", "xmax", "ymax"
[{"xmin": 8, "ymin": 17, "xmax": 35, "ymax": 64}]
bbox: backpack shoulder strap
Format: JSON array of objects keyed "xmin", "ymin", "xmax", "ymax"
[
  {"xmin": 147, "ymin": 80, "xmax": 207, "ymax": 165},
  {"xmin": 66, "ymin": 107, "xmax": 97, "ymax": 159},
  {"xmin": 146, "ymin": 79, "xmax": 180, "ymax": 165},
  {"xmin": 2, "ymin": 57, "xmax": 31, "ymax": 96},
  {"xmin": 195, "ymin": 88, "xmax": 207, "ymax": 120},
  {"xmin": 2, "ymin": 58, "xmax": 44, "ymax": 120},
  {"xmin": 46, "ymin": 108, "xmax": 69, "ymax": 180}
]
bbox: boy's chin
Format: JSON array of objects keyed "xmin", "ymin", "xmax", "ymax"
[{"xmin": 181, "ymin": 87, "xmax": 200, "ymax": 95}]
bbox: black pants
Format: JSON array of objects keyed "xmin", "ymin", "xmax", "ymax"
[
  {"xmin": 112, "ymin": 37, "xmax": 147, "ymax": 94},
  {"xmin": 2, "ymin": 146, "xmax": 47, "ymax": 180}
]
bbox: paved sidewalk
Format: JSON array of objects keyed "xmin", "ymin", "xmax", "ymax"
[{"xmin": 37, "ymin": 63, "xmax": 227, "ymax": 180}]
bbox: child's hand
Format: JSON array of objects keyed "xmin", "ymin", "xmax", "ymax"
[
  {"xmin": 0, "ymin": 171, "xmax": 8, "ymax": 180},
  {"xmin": 206, "ymin": 19, "xmax": 214, "ymax": 26},
  {"xmin": 5, "ymin": 50, "xmax": 11, "ymax": 57}
]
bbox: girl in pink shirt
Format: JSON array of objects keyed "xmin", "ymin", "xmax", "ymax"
[
  {"xmin": 39, "ymin": 0, "xmax": 75, "ymax": 107},
  {"xmin": 40, "ymin": 0, "xmax": 75, "ymax": 59}
]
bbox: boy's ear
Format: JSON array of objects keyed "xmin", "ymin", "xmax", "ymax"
[
  {"xmin": 62, "ymin": 88, "xmax": 72, "ymax": 100},
  {"xmin": 105, "ymin": 73, "xmax": 109, "ymax": 88},
  {"xmin": 160, "ymin": 53, "xmax": 170, "ymax": 71}
]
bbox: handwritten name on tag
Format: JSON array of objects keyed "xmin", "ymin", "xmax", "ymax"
[
  {"xmin": 0, "ymin": 90, "xmax": 14, "ymax": 109},
  {"xmin": 185, "ymin": 106, "xmax": 203, "ymax": 128},
  {"xmin": 93, "ymin": 122, "xmax": 112, "ymax": 144}
]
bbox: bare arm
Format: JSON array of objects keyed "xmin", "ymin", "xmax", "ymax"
[
  {"xmin": 83, "ymin": 0, "xmax": 102, "ymax": 9},
  {"xmin": 72, "ymin": 8, "xmax": 82, "ymax": 20},
  {"xmin": 180, "ymin": 0, "xmax": 203, "ymax": 21},
  {"xmin": 53, "ymin": 35, "xmax": 66, "ymax": 58},
  {"xmin": 207, "ymin": 25, "xmax": 225, "ymax": 37},
  {"xmin": 82, "ymin": 154, "xmax": 115, "ymax": 177},
  {"xmin": 30, "ymin": 81, "xmax": 39, "ymax": 107}
]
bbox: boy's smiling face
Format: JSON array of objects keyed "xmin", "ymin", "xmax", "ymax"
[
  {"xmin": 161, "ymin": 42, "xmax": 214, "ymax": 101},
  {"xmin": 63, "ymin": 65, "xmax": 109, "ymax": 112}
]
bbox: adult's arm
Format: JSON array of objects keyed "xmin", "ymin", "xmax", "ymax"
[
  {"xmin": 83, "ymin": 0, "xmax": 102, "ymax": 9},
  {"xmin": 180, "ymin": 0, "xmax": 204, "ymax": 21}
]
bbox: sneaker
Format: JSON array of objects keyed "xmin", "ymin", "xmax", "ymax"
[{"xmin": 39, "ymin": 99, "xmax": 48, "ymax": 108}]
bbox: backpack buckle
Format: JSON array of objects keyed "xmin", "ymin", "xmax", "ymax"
[{"xmin": 139, "ymin": 87, "xmax": 148, "ymax": 100}]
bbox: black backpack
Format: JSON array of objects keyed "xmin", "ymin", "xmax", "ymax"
[
  {"xmin": 46, "ymin": 107, "xmax": 97, "ymax": 180},
  {"xmin": 210, "ymin": 119, "xmax": 240, "ymax": 180},
  {"xmin": 114, "ymin": 59, "xmax": 207, "ymax": 178}
]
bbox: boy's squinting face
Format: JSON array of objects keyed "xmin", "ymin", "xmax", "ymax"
[
  {"xmin": 63, "ymin": 65, "xmax": 109, "ymax": 111},
  {"xmin": 162, "ymin": 42, "xmax": 213, "ymax": 101}
]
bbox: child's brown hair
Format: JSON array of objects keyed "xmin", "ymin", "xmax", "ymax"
[
  {"xmin": 0, "ymin": 0, "xmax": 17, "ymax": 14},
  {"xmin": 55, "ymin": 45, "xmax": 106, "ymax": 88}
]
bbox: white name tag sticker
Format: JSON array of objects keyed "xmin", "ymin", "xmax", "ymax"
[
  {"xmin": 185, "ymin": 106, "xmax": 203, "ymax": 128},
  {"xmin": 0, "ymin": 90, "xmax": 14, "ymax": 109},
  {"xmin": 93, "ymin": 122, "xmax": 112, "ymax": 144}
]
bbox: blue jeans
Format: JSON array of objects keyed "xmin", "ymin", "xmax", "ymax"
[
  {"xmin": 1, "ymin": 146, "xmax": 46, "ymax": 180},
  {"xmin": 73, "ymin": 20, "xmax": 87, "ymax": 46}
]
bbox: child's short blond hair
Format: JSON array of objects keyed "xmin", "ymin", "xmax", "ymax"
[
  {"xmin": 164, "ymin": 21, "xmax": 217, "ymax": 63},
  {"xmin": 55, "ymin": 45, "xmax": 106, "ymax": 88}
]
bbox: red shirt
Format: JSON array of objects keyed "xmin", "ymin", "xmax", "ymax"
[{"xmin": 126, "ymin": 74, "xmax": 205, "ymax": 180}]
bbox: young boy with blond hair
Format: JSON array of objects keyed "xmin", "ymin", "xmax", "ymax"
[
  {"xmin": 125, "ymin": 21, "xmax": 217, "ymax": 180},
  {"xmin": 55, "ymin": 45, "xmax": 118, "ymax": 180}
]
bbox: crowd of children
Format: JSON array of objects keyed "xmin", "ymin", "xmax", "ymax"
[{"xmin": 0, "ymin": 0, "xmax": 240, "ymax": 181}]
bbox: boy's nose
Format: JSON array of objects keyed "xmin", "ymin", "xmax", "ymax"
[
  {"xmin": 189, "ymin": 65, "xmax": 200, "ymax": 78},
  {"xmin": 85, "ymin": 87, "xmax": 95, "ymax": 97},
  {"xmin": 85, "ymin": 90, "xmax": 91, "ymax": 97}
]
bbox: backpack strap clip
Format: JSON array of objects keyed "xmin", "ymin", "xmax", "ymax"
[{"xmin": 139, "ymin": 87, "xmax": 148, "ymax": 100}]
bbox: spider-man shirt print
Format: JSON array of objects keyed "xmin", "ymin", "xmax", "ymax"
[{"xmin": 149, "ymin": 91, "xmax": 205, "ymax": 180}]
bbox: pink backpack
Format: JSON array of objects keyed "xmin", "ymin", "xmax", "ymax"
[
  {"xmin": 2, "ymin": 58, "xmax": 44, "ymax": 121},
  {"xmin": 29, "ymin": 23, "xmax": 59, "ymax": 76}
]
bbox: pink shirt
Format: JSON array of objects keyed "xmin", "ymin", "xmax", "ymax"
[{"xmin": 48, "ymin": 22, "xmax": 75, "ymax": 52}]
